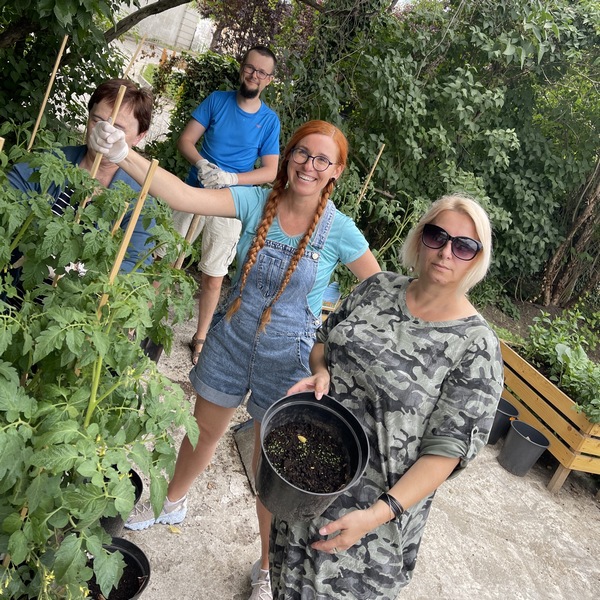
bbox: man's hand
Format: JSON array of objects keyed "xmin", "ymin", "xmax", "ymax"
[
  {"xmin": 89, "ymin": 121, "xmax": 129, "ymax": 163},
  {"xmin": 195, "ymin": 158, "xmax": 217, "ymax": 184},
  {"xmin": 202, "ymin": 167, "xmax": 239, "ymax": 188}
]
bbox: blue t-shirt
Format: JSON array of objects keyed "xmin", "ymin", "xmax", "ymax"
[
  {"xmin": 231, "ymin": 187, "xmax": 369, "ymax": 316},
  {"xmin": 185, "ymin": 90, "xmax": 280, "ymax": 186}
]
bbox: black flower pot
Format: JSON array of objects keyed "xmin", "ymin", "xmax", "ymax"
[
  {"xmin": 256, "ymin": 392, "xmax": 369, "ymax": 521},
  {"xmin": 497, "ymin": 420, "xmax": 550, "ymax": 476},
  {"xmin": 100, "ymin": 469, "xmax": 144, "ymax": 537},
  {"xmin": 88, "ymin": 537, "xmax": 151, "ymax": 600},
  {"xmin": 487, "ymin": 398, "xmax": 519, "ymax": 445},
  {"xmin": 140, "ymin": 337, "xmax": 164, "ymax": 363}
]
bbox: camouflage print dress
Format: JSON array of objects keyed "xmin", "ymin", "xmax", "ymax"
[{"xmin": 269, "ymin": 272, "xmax": 504, "ymax": 599}]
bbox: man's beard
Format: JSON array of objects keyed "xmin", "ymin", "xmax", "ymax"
[{"xmin": 239, "ymin": 81, "xmax": 260, "ymax": 99}]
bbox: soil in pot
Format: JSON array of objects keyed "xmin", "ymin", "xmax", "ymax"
[
  {"xmin": 87, "ymin": 538, "xmax": 150, "ymax": 600},
  {"xmin": 264, "ymin": 420, "xmax": 351, "ymax": 493},
  {"xmin": 88, "ymin": 569, "xmax": 146, "ymax": 600}
]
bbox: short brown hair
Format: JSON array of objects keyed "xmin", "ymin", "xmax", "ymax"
[
  {"xmin": 240, "ymin": 46, "xmax": 277, "ymax": 73},
  {"xmin": 88, "ymin": 79, "xmax": 153, "ymax": 134}
]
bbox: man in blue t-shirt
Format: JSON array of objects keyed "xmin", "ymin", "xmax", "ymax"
[{"xmin": 172, "ymin": 45, "xmax": 281, "ymax": 365}]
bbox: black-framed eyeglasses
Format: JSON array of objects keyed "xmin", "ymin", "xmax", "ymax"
[
  {"xmin": 422, "ymin": 223, "xmax": 482, "ymax": 261},
  {"xmin": 290, "ymin": 148, "xmax": 337, "ymax": 172},
  {"xmin": 242, "ymin": 64, "xmax": 273, "ymax": 80}
]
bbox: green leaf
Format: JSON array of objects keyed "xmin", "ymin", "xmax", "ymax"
[
  {"xmin": 112, "ymin": 475, "xmax": 136, "ymax": 515},
  {"xmin": 36, "ymin": 420, "xmax": 81, "ymax": 447},
  {"xmin": 54, "ymin": 534, "xmax": 86, "ymax": 584},
  {"xmin": 32, "ymin": 324, "xmax": 70, "ymax": 363},
  {"xmin": 93, "ymin": 546, "xmax": 125, "ymax": 598},
  {"xmin": 29, "ymin": 444, "xmax": 80, "ymax": 472},
  {"xmin": 2, "ymin": 512, "xmax": 25, "ymax": 535},
  {"xmin": 7, "ymin": 530, "xmax": 29, "ymax": 565}
]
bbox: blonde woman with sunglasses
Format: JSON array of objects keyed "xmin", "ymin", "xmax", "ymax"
[{"xmin": 281, "ymin": 195, "xmax": 504, "ymax": 599}]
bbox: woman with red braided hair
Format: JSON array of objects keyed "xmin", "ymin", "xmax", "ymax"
[{"xmin": 89, "ymin": 118, "xmax": 380, "ymax": 598}]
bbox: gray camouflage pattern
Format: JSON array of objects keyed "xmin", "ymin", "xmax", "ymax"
[{"xmin": 270, "ymin": 272, "xmax": 504, "ymax": 599}]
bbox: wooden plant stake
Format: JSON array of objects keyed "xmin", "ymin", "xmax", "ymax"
[
  {"xmin": 355, "ymin": 142, "xmax": 385, "ymax": 209},
  {"xmin": 0, "ymin": 137, "xmax": 4, "ymax": 152},
  {"xmin": 123, "ymin": 35, "xmax": 147, "ymax": 79},
  {"xmin": 27, "ymin": 35, "xmax": 69, "ymax": 152},
  {"xmin": 174, "ymin": 213, "xmax": 203, "ymax": 269},
  {"xmin": 97, "ymin": 159, "xmax": 159, "ymax": 318},
  {"xmin": 111, "ymin": 203, "xmax": 130, "ymax": 236}
]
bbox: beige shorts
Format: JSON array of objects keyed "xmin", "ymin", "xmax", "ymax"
[{"xmin": 170, "ymin": 210, "xmax": 241, "ymax": 277}]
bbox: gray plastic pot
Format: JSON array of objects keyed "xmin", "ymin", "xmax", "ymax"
[
  {"xmin": 497, "ymin": 420, "xmax": 550, "ymax": 476},
  {"xmin": 256, "ymin": 392, "xmax": 369, "ymax": 522}
]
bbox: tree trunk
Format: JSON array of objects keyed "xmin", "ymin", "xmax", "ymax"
[{"xmin": 540, "ymin": 158, "xmax": 600, "ymax": 306}]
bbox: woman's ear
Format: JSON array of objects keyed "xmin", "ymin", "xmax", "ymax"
[{"xmin": 133, "ymin": 130, "xmax": 147, "ymax": 148}]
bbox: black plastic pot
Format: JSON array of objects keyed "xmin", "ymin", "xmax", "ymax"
[
  {"xmin": 89, "ymin": 537, "xmax": 151, "ymax": 599},
  {"xmin": 497, "ymin": 420, "xmax": 550, "ymax": 477},
  {"xmin": 256, "ymin": 392, "xmax": 369, "ymax": 521},
  {"xmin": 100, "ymin": 470, "xmax": 144, "ymax": 537},
  {"xmin": 487, "ymin": 398, "xmax": 519, "ymax": 445},
  {"xmin": 140, "ymin": 337, "xmax": 163, "ymax": 363}
]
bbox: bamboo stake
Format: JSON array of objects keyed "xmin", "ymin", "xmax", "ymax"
[
  {"xmin": 0, "ymin": 137, "xmax": 4, "ymax": 152},
  {"xmin": 174, "ymin": 214, "xmax": 203, "ymax": 269},
  {"xmin": 111, "ymin": 203, "xmax": 130, "ymax": 236},
  {"xmin": 97, "ymin": 159, "xmax": 159, "ymax": 318},
  {"xmin": 355, "ymin": 143, "xmax": 385, "ymax": 208},
  {"xmin": 123, "ymin": 35, "xmax": 147, "ymax": 79},
  {"xmin": 88, "ymin": 84, "xmax": 127, "ymax": 180},
  {"xmin": 27, "ymin": 35, "xmax": 69, "ymax": 152}
]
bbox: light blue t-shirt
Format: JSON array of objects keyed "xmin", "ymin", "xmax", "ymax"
[
  {"xmin": 231, "ymin": 187, "xmax": 369, "ymax": 316},
  {"xmin": 186, "ymin": 90, "xmax": 280, "ymax": 186}
]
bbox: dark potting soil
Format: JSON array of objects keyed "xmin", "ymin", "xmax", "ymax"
[
  {"xmin": 264, "ymin": 421, "xmax": 351, "ymax": 493},
  {"xmin": 88, "ymin": 569, "xmax": 146, "ymax": 600}
]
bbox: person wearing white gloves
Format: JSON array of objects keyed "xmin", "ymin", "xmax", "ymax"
[{"xmin": 169, "ymin": 45, "xmax": 281, "ymax": 365}]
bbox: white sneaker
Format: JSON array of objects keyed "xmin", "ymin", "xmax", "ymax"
[
  {"xmin": 249, "ymin": 560, "xmax": 272, "ymax": 600},
  {"xmin": 124, "ymin": 496, "xmax": 187, "ymax": 531}
]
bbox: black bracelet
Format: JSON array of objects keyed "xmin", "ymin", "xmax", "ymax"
[{"xmin": 378, "ymin": 492, "xmax": 405, "ymax": 521}]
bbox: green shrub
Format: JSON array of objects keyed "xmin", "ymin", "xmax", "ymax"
[{"xmin": 524, "ymin": 309, "xmax": 600, "ymax": 423}]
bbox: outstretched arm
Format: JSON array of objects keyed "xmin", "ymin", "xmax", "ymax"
[{"xmin": 89, "ymin": 121, "xmax": 236, "ymax": 217}]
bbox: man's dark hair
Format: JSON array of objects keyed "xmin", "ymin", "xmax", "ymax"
[
  {"xmin": 241, "ymin": 46, "xmax": 277, "ymax": 73},
  {"xmin": 88, "ymin": 79, "xmax": 153, "ymax": 134}
]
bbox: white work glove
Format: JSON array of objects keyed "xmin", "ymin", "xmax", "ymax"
[
  {"xmin": 202, "ymin": 167, "xmax": 239, "ymax": 189},
  {"xmin": 89, "ymin": 121, "xmax": 129, "ymax": 163},
  {"xmin": 195, "ymin": 158, "xmax": 217, "ymax": 183}
]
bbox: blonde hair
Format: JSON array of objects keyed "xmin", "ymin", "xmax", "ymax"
[
  {"xmin": 401, "ymin": 194, "xmax": 493, "ymax": 294},
  {"xmin": 226, "ymin": 120, "xmax": 348, "ymax": 330}
]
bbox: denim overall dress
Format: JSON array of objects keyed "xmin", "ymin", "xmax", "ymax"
[{"xmin": 190, "ymin": 201, "xmax": 337, "ymax": 421}]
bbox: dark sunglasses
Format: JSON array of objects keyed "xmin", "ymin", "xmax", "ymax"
[{"xmin": 422, "ymin": 223, "xmax": 482, "ymax": 261}]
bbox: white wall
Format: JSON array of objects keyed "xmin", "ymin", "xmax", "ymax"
[{"xmin": 119, "ymin": 1, "xmax": 213, "ymax": 52}]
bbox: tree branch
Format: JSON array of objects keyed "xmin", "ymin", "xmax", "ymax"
[
  {"xmin": 104, "ymin": 0, "xmax": 192, "ymax": 44},
  {"xmin": 0, "ymin": 18, "xmax": 34, "ymax": 49}
]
